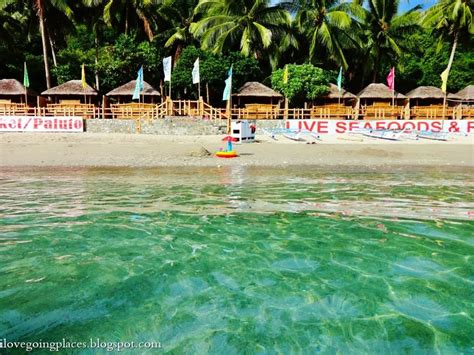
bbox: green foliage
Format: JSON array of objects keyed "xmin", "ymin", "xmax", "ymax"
[
  {"xmin": 52, "ymin": 29, "xmax": 164, "ymax": 92},
  {"xmin": 397, "ymin": 30, "xmax": 473, "ymax": 92},
  {"xmin": 172, "ymin": 46, "xmax": 262, "ymax": 102},
  {"xmin": 271, "ymin": 64, "xmax": 330, "ymax": 105},
  {"xmin": 1, "ymin": 0, "xmax": 471, "ymax": 98},
  {"xmin": 97, "ymin": 34, "xmax": 164, "ymax": 93}
]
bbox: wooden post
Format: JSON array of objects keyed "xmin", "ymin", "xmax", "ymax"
[
  {"xmin": 206, "ymin": 82, "xmax": 210, "ymax": 104},
  {"xmin": 284, "ymin": 98, "xmax": 288, "ymax": 120}
]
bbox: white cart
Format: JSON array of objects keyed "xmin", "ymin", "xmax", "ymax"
[{"xmin": 231, "ymin": 120, "xmax": 256, "ymax": 143}]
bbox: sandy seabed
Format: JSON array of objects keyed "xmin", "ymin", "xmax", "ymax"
[{"xmin": 0, "ymin": 132, "xmax": 473, "ymax": 168}]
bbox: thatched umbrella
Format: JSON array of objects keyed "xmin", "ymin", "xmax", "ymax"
[
  {"xmin": 106, "ymin": 80, "xmax": 160, "ymax": 103},
  {"xmin": 41, "ymin": 80, "xmax": 98, "ymax": 103},
  {"xmin": 0, "ymin": 79, "xmax": 37, "ymax": 104},
  {"xmin": 233, "ymin": 81, "xmax": 283, "ymax": 106}
]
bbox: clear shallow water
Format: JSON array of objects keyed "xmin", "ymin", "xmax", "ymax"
[{"xmin": 1, "ymin": 167, "xmax": 473, "ymax": 353}]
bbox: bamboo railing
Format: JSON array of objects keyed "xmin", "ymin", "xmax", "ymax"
[{"xmin": 0, "ymin": 100, "xmax": 471, "ymax": 120}]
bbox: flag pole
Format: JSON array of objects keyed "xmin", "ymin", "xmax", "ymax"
[
  {"xmin": 227, "ymin": 79, "xmax": 232, "ymax": 134},
  {"xmin": 442, "ymin": 93, "xmax": 447, "ymax": 120}
]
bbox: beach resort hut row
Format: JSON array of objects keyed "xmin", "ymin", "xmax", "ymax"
[{"xmin": 0, "ymin": 77, "xmax": 472, "ymax": 120}]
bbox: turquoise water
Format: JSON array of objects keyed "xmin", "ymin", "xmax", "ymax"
[{"xmin": 1, "ymin": 167, "xmax": 473, "ymax": 354}]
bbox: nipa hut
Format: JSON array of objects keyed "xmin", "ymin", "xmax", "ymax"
[
  {"xmin": 105, "ymin": 80, "xmax": 161, "ymax": 119},
  {"xmin": 106, "ymin": 80, "xmax": 160, "ymax": 104},
  {"xmin": 0, "ymin": 79, "xmax": 36, "ymax": 115},
  {"xmin": 41, "ymin": 80, "xmax": 98, "ymax": 118},
  {"xmin": 233, "ymin": 82, "xmax": 283, "ymax": 119},
  {"xmin": 454, "ymin": 85, "xmax": 474, "ymax": 119},
  {"xmin": 406, "ymin": 86, "xmax": 459, "ymax": 119},
  {"xmin": 311, "ymin": 84, "xmax": 356, "ymax": 119},
  {"xmin": 357, "ymin": 83, "xmax": 407, "ymax": 120}
]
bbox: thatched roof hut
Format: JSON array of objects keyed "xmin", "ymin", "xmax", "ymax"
[
  {"xmin": 233, "ymin": 82, "xmax": 283, "ymax": 107},
  {"xmin": 234, "ymin": 82, "xmax": 283, "ymax": 98},
  {"xmin": 454, "ymin": 85, "xmax": 474, "ymax": 102},
  {"xmin": 41, "ymin": 80, "xmax": 98, "ymax": 104},
  {"xmin": 406, "ymin": 86, "xmax": 461, "ymax": 107},
  {"xmin": 0, "ymin": 79, "xmax": 36, "ymax": 104},
  {"xmin": 358, "ymin": 83, "xmax": 406, "ymax": 100},
  {"xmin": 106, "ymin": 80, "xmax": 160, "ymax": 103},
  {"xmin": 324, "ymin": 84, "xmax": 356, "ymax": 100},
  {"xmin": 312, "ymin": 84, "xmax": 356, "ymax": 107},
  {"xmin": 406, "ymin": 86, "xmax": 446, "ymax": 100}
]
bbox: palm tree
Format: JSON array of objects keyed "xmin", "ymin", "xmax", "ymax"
[
  {"xmin": 289, "ymin": 0, "xmax": 355, "ymax": 69},
  {"xmin": 423, "ymin": 0, "xmax": 474, "ymax": 83},
  {"xmin": 162, "ymin": 0, "xmax": 200, "ymax": 62},
  {"xmin": 1, "ymin": 0, "xmax": 74, "ymax": 88},
  {"xmin": 190, "ymin": 0, "xmax": 291, "ymax": 59},
  {"xmin": 353, "ymin": 0, "xmax": 421, "ymax": 82},
  {"xmin": 80, "ymin": 0, "xmax": 108, "ymax": 89},
  {"xmin": 103, "ymin": 0, "xmax": 159, "ymax": 41}
]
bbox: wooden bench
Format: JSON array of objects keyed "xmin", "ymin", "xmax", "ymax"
[
  {"xmin": 0, "ymin": 103, "xmax": 29, "ymax": 115},
  {"xmin": 459, "ymin": 106, "xmax": 474, "ymax": 119},
  {"xmin": 110, "ymin": 103, "xmax": 156, "ymax": 119},
  {"xmin": 242, "ymin": 104, "xmax": 280, "ymax": 119},
  {"xmin": 311, "ymin": 104, "xmax": 353, "ymax": 119},
  {"xmin": 361, "ymin": 105, "xmax": 403, "ymax": 120},
  {"xmin": 47, "ymin": 103, "xmax": 96, "ymax": 119},
  {"xmin": 411, "ymin": 105, "xmax": 453, "ymax": 119}
]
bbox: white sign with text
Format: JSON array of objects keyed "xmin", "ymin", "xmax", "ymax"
[{"xmin": 0, "ymin": 116, "xmax": 84, "ymax": 132}]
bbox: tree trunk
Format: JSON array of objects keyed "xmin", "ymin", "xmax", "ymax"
[
  {"xmin": 95, "ymin": 31, "xmax": 100, "ymax": 90},
  {"xmin": 37, "ymin": 0, "xmax": 51, "ymax": 89},
  {"xmin": 125, "ymin": 5, "xmax": 129, "ymax": 35},
  {"xmin": 48, "ymin": 32, "xmax": 58, "ymax": 67},
  {"xmin": 446, "ymin": 32, "xmax": 458, "ymax": 74},
  {"xmin": 372, "ymin": 49, "xmax": 379, "ymax": 83},
  {"xmin": 173, "ymin": 43, "xmax": 183, "ymax": 66}
]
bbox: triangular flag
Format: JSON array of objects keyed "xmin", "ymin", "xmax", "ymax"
[
  {"xmin": 192, "ymin": 58, "xmax": 200, "ymax": 84},
  {"xmin": 387, "ymin": 67, "xmax": 395, "ymax": 91},
  {"xmin": 337, "ymin": 67, "xmax": 342, "ymax": 92},
  {"xmin": 163, "ymin": 56, "xmax": 172, "ymax": 82},
  {"xmin": 222, "ymin": 65, "xmax": 232, "ymax": 101},
  {"xmin": 440, "ymin": 67, "xmax": 449, "ymax": 93},
  {"xmin": 81, "ymin": 64, "xmax": 87, "ymax": 89},
  {"xmin": 283, "ymin": 65, "xmax": 289, "ymax": 84},
  {"xmin": 132, "ymin": 66, "xmax": 144, "ymax": 100},
  {"xmin": 23, "ymin": 62, "xmax": 30, "ymax": 88}
]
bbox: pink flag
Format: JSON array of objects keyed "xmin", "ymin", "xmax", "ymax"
[{"xmin": 387, "ymin": 67, "xmax": 395, "ymax": 91}]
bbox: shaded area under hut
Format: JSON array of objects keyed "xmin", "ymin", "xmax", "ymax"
[
  {"xmin": 41, "ymin": 80, "xmax": 98, "ymax": 118},
  {"xmin": 0, "ymin": 79, "xmax": 37, "ymax": 115},
  {"xmin": 233, "ymin": 82, "xmax": 283, "ymax": 119},
  {"xmin": 311, "ymin": 84, "xmax": 356, "ymax": 119},
  {"xmin": 106, "ymin": 80, "xmax": 161, "ymax": 119},
  {"xmin": 406, "ymin": 86, "xmax": 459, "ymax": 119},
  {"xmin": 453, "ymin": 85, "xmax": 474, "ymax": 119},
  {"xmin": 357, "ymin": 83, "xmax": 407, "ymax": 120}
]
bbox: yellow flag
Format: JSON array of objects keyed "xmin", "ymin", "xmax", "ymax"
[
  {"xmin": 283, "ymin": 65, "xmax": 289, "ymax": 84},
  {"xmin": 81, "ymin": 64, "xmax": 87, "ymax": 89},
  {"xmin": 440, "ymin": 67, "xmax": 449, "ymax": 93}
]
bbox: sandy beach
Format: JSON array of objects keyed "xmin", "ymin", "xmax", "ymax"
[{"xmin": 1, "ymin": 132, "xmax": 473, "ymax": 168}]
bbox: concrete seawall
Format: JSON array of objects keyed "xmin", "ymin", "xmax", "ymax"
[{"xmin": 84, "ymin": 117, "xmax": 285, "ymax": 135}]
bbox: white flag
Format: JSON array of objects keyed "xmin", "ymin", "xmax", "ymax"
[
  {"xmin": 163, "ymin": 56, "xmax": 172, "ymax": 82},
  {"xmin": 192, "ymin": 58, "xmax": 200, "ymax": 84}
]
